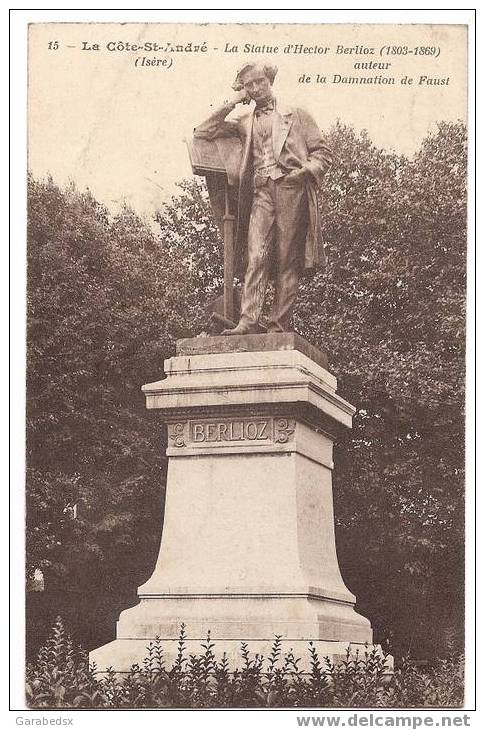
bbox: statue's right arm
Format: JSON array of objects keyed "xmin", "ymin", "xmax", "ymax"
[{"xmin": 193, "ymin": 101, "xmax": 241, "ymax": 141}]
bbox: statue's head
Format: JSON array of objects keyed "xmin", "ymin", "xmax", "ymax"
[{"xmin": 232, "ymin": 63, "xmax": 278, "ymax": 103}]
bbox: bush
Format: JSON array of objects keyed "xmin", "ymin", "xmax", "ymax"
[{"xmin": 26, "ymin": 618, "xmax": 464, "ymax": 709}]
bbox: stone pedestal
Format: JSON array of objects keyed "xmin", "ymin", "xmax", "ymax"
[{"xmin": 90, "ymin": 334, "xmax": 378, "ymax": 673}]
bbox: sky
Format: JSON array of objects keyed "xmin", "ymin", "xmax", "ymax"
[{"xmin": 28, "ymin": 22, "xmax": 467, "ymax": 217}]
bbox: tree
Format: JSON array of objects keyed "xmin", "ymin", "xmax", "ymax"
[
  {"xmin": 294, "ymin": 121, "xmax": 466, "ymax": 657},
  {"xmin": 26, "ymin": 177, "xmax": 201, "ymax": 654}
]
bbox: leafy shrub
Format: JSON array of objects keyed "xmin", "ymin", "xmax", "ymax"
[{"xmin": 26, "ymin": 618, "xmax": 464, "ymax": 709}]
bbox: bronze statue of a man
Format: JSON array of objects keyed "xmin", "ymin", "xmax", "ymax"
[{"xmin": 194, "ymin": 63, "xmax": 332, "ymax": 335}]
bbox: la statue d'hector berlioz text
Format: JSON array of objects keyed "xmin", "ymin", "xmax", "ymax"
[{"xmin": 51, "ymin": 38, "xmax": 450, "ymax": 86}]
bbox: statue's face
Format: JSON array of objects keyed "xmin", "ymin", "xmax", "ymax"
[{"xmin": 240, "ymin": 66, "xmax": 272, "ymax": 103}]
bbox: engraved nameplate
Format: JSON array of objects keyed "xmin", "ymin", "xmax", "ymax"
[{"xmin": 167, "ymin": 417, "xmax": 296, "ymax": 449}]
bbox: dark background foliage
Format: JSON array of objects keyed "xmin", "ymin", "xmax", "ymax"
[{"xmin": 26, "ymin": 120, "xmax": 466, "ymax": 661}]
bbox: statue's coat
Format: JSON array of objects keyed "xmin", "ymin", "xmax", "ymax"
[{"xmin": 194, "ymin": 102, "xmax": 332, "ymax": 279}]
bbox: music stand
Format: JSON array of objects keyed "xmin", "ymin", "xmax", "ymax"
[{"xmin": 186, "ymin": 137, "xmax": 236, "ymax": 323}]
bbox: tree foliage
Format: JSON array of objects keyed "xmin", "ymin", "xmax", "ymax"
[
  {"xmin": 296, "ymin": 121, "xmax": 466, "ymax": 657},
  {"xmin": 26, "ymin": 120, "xmax": 466, "ymax": 660},
  {"xmin": 26, "ymin": 178, "xmax": 200, "ymax": 651}
]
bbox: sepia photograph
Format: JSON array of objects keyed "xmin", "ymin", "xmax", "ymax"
[{"xmin": 16, "ymin": 12, "xmax": 473, "ymax": 713}]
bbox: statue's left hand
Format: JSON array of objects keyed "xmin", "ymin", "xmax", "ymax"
[{"xmin": 284, "ymin": 168, "xmax": 308, "ymax": 183}]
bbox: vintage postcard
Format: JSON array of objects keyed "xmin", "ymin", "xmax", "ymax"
[{"xmin": 17, "ymin": 14, "xmax": 473, "ymax": 716}]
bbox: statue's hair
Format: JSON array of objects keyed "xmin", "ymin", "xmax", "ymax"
[{"xmin": 232, "ymin": 63, "xmax": 278, "ymax": 91}]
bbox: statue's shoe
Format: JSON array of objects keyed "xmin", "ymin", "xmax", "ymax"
[{"xmin": 221, "ymin": 323, "xmax": 260, "ymax": 336}]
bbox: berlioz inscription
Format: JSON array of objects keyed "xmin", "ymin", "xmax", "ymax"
[
  {"xmin": 192, "ymin": 419, "xmax": 270, "ymax": 443},
  {"xmin": 167, "ymin": 417, "xmax": 296, "ymax": 448}
]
